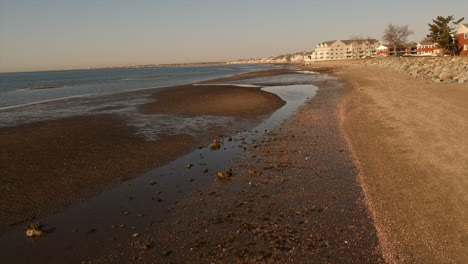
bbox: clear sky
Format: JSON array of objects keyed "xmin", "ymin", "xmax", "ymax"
[{"xmin": 1, "ymin": 0, "xmax": 467, "ymax": 72}]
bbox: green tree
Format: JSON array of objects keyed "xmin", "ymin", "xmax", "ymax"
[{"xmin": 427, "ymin": 16, "xmax": 464, "ymax": 55}]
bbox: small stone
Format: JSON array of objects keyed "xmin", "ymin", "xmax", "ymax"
[
  {"xmin": 186, "ymin": 163, "xmax": 193, "ymax": 169},
  {"xmin": 188, "ymin": 177, "xmax": 195, "ymax": 182},
  {"xmin": 248, "ymin": 170, "xmax": 262, "ymax": 176},
  {"xmin": 122, "ymin": 211, "xmax": 130, "ymax": 215},
  {"xmin": 132, "ymin": 233, "xmax": 140, "ymax": 238},
  {"xmin": 202, "ymin": 168, "xmax": 208, "ymax": 173},
  {"xmin": 210, "ymin": 140, "xmax": 221, "ymax": 150},
  {"xmin": 142, "ymin": 244, "xmax": 151, "ymax": 250},
  {"xmin": 216, "ymin": 169, "xmax": 233, "ymax": 180},
  {"xmin": 162, "ymin": 250, "xmax": 173, "ymax": 256},
  {"xmin": 26, "ymin": 228, "xmax": 45, "ymax": 237},
  {"xmin": 149, "ymin": 180, "xmax": 157, "ymax": 185},
  {"xmin": 137, "ymin": 213, "xmax": 144, "ymax": 217},
  {"xmin": 26, "ymin": 223, "xmax": 46, "ymax": 237}
]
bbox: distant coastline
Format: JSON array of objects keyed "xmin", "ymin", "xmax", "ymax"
[
  {"xmin": 0, "ymin": 62, "xmax": 229, "ymax": 74},
  {"xmin": 89, "ymin": 61, "xmax": 228, "ymax": 70}
]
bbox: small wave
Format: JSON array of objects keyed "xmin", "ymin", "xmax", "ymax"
[
  {"xmin": 0, "ymin": 85, "xmax": 169, "ymax": 112},
  {"xmin": 124, "ymin": 75, "xmax": 169, "ymax": 81},
  {"xmin": 192, "ymin": 83, "xmax": 262, "ymax": 88},
  {"xmin": 295, "ymin": 70, "xmax": 317, "ymax": 74},
  {"xmin": 0, "ymin": 93, "xmax": 96, "ymax": 111},
  {"xmin": 27, "ymin": 85, "xmax": 65, "ymax": 90}
]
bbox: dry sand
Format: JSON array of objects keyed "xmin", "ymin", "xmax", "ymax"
[{"xmin": 304, "ymin": 60, "xmax": 468, "ymax": 263}]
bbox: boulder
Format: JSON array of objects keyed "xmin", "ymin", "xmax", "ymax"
[{"xmin": 439, "ymin": 71, "xmax": 453, "ymax": 80}]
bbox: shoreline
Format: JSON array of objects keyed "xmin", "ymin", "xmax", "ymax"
[
  {"xmin": 92, "ymin": 68, "xmax": 384, "ymax": 263},
  {"xmin": 0, "ymin": 69, "xmax": 288, "ymax": 233}
]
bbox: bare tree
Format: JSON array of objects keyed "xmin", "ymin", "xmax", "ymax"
[{"xmin": 383, "ymin": 24, "xmax": 414, "ymax": 56}]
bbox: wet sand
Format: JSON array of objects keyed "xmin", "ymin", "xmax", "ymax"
[
  {"xmin": 93, "ymin": 72, "xmax": 384, "ymax": 263},
  {"xmin": 0, "ymin": 72, "xmax": 286, "ymax": 233},
  {"xmin": 304, "ymin": 60, "xmax": 468, "ymax": 263},
  {"xmin": 0, "ymin": 115, "xmax": 196, "ymax": 231},
  {"xmin": 141, "ymin": 84, "xmax": 285, "ymax": 116},
  {"xmin": 1, "ymin": 66, "xmax": 392, "ymax": 263},
  {"xmin": 201, "ymin": 68, "xmax": 292, "ymax": 83}
]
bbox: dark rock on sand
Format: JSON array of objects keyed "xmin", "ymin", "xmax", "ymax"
[{"xmin": 216, "ymin": 170, "xmax": 233, "ymax": 180}]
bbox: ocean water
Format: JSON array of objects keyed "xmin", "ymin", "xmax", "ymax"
[
  {"xmin": 0, "ymin": 64, "xmax": 330, "ymax": 141},
  {"xmin": 0, "ymin": 64, "xmax": 277, "ymax": 110}
]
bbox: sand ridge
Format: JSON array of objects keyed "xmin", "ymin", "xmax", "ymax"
[{"xmin": 141, "ymin": 84, "xmax": 285, "ymax": 116}]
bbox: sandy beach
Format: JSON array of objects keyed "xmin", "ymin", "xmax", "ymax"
[
  {"xmin": 2, "ymin": 61, "xmax": 467, "ymax": 263},
  {"xmin": 304, "ymin": 60, "xmax": 468, "ymax": 263}
]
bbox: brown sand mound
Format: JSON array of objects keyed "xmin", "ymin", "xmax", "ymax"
[{"xmin": 141, "ymin": 84, "xmax": 285, "ymax": 116}]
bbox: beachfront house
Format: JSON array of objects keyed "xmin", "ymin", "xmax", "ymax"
[
  {"xmin": 374, "ymin": 43, "xmax": 416, "ymax": 56},
  {"xmin": 342, "ymin": 39, "xmax": 381, "ymax": 59},
  {"xmin": 416, "ymin": 41, "xmax": 444, "ymax": 55},
  {"xmin": 376, "ymin": 45, "xmax": 390, "ymax": 56},
  {"xmin": 311, "ymin": 40, "xmax": 342, "ymax": 60},
  {"xmin": 457, "ymin": 23, "xmax": 468, "ymax": 56},
  {"xmin": 311, "ymin": 39, "xmax": 381, "ymax": 61},
  {"xmin": 404, "ymin": 43, "xmax": 418, "ymax": 55}
]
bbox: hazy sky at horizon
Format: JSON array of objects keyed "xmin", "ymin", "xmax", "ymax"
[{"xmin": 1, "ymin": 0, "xmax": 467, "ymax": 72}]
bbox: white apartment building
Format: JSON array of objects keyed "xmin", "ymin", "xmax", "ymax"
[{"xmin": 311, "ymin": 39, "xmax": 382, "ymax": 60}]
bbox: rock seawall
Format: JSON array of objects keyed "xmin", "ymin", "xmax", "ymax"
[{"xmin": 365, "ymin": 57, "xmax": 468, "ymax": 84}]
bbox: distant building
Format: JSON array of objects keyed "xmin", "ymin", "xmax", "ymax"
[
  {"xmin": 311, "ymin": 39, "xmax": 381, "ymax": 61},
  {"xmin": 376, "ymin": 45, "xmax": 390, "ymax": 56},
  {"xmin": 404, "ymin": 43, "xmax": 418, "ymax": 55},
  {"xmin": 416, "ymin": 41, "xmax": 444, "ymax": 55},
  {"xmin": 457, "ymin": 23, "xmax": 468, "ymax": 56},
  {"xmin": 311, "ymin": 40, "xmax": 345, "ymax": 60},
  {"xmin": 375, "ymin": 43, "xmax": 416, "ymax": 57}
]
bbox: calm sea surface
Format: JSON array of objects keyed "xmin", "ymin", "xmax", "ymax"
[
  {"xmin": 0, "ymin": 64, "xmax": 277, "ymax": 109},
  {"xmin": 0, "ymin": 64, "xmax": 330, "ymax": 142}
]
